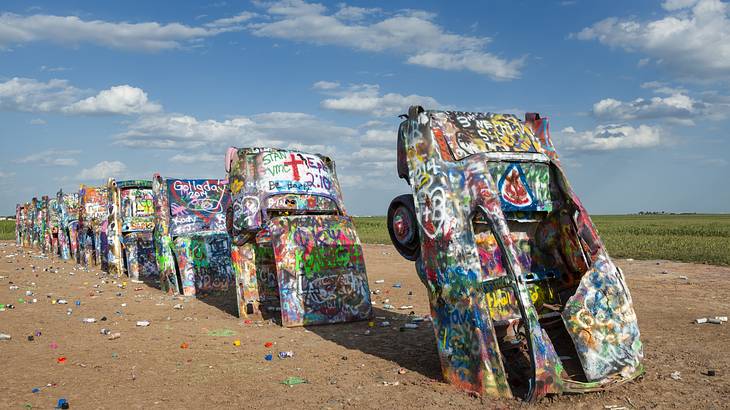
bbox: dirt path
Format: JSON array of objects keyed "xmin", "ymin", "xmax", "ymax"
[{"xmin": 0, "ymin": 241, "xmax": 728, "ymax": 409}]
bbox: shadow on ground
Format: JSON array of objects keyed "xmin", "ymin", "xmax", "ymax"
[{"xmin": 306, "ymin": 307, "xmax": 443, "ymax": 381}]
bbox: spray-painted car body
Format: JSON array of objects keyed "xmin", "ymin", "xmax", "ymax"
[
  {"xmin": 107, "ymin": 179, "xmax": 159, "ymax": 281},
  {"xmin": 29, "ymin": 196, "xmax": 50, "ymax": 252},
  {"xmin": 58, "ymin": 191, "xmax": 81, "ymax": 262},
  {"xmin": 48, "ymin": 196, "xmax": 62, "ymax": 257},
  {"xmin": 15, "ymin": 204, "xmax": 26, "ymax": 246},
  {"xmin": 78, "ymin": 185, "xmax": 110, "ymax": 270},
  {"xmin": 19, "ymin": 202, "xmax": 32, "ymax": 247},
  {"xmin": 387, "ymin": 107, "xmax": 643, "ymax": 401},
  {"xmin": 225, "ymin": 147, "xmax": 372, "ymax": 327},
  {"xmin": 152, "ymin": 175, "xmax": 233, "ymax": 297}
]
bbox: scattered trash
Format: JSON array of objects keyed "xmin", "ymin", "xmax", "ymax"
[
  {"xmin": 382, "ymin": 381, "xmax": 400, "ymax": 386},
  {"xmin": 282, "ymin": 376, "xmax": 307, "ymax": 386},
  {"xmin": 670, "ymin": 371, "xmax": 682, "ymax": 380},
  {"xmin": 382, "ymin": 304, "xmax": 394, "ymax": 310},
  {"xmin": 0, "ymin": 333, "xmax": 11, "ymax": 341},
  {"xmin": 56, "ymin": 357, "xmax": 67, "ymax": 364},
  {"xmin": 207, "ymin": 328, "xmax": 235, "ymax": 336},
  {"xmin": 392, "ymin": 283, "xmax": 402, "ymax": 288},
  {"xmin": 705, "ymin": 369, "xmax": 716, "ymax": 377},
  {"xmin": 27, "ymin": 335, "xmax": 34, "ymax": 341},
  {"xmin": 108, "ymin": 333, "xmax": 121, "ymax": 340},
  {"xmin": 380, "ymin": 321, "xmax": 390, "ymax": 327},
  {"xmin": 31, "ymin": 388, "xmax": 40, "ymax": 394},
  {"xmin": 55, "ymin": 398, "xmax": 69, "ymax": 409},
  {"xmin": 100, "ymin": 328, "xmax": 111, "ymax": 335},
  {"xmin": 82, "ymin": 318, "xmax": 96, "ymax": 323},
  {"xmin": 397, "ymin": 368, "xmax": 407, "ymax": 374},
  {"xmin": 678, "ymin": 275, "xmax": 688, "ymax": 280},
  {"xmin": 696, "ymin": 316, "xmax": 727, "ymax": 324},
  {"xmin": 180, "ymin": 342, "xmax": 189, "ymax": 349},
  {"xmin": 264, "ymin": 341, "xmax": 273, "ymax": 348},
  {"xmin": 708, "ymin": 318, "xmax": 724, "ymax": 324},
  {"xmin": 233, "ymin": 340, "xmax": 241, "ymax": 347},
  {"xmin": 375, "ymin": 279, "xmax": 385, "ymax": 284},
  {"xmin": 75, "ymin": 300, "xmax": 80, "ymax": 306},
  {"xmin": 50, "ymin": 342, "xmax": 58, "ymax": 349},
  {"xmin": 398, "ymin": 305, "xmax": 414, "ymax": 310},
  {"xmin": 136, "ymin": 320, "xmax": 150, "ymax": 327},
  {"xmin": 278, "ymin": 351, "xmax": 294, "ymax": 359},
  {"xmin": 264, "ymin": 354, "xmax": 273, "ymax": 361},
  {"xmin": 402, "ymin": 323, "xmax": 418, "ymax": 330},
  {"xmin": 173, "ymin": 304, "xmax": 183, "ymax": 310}
]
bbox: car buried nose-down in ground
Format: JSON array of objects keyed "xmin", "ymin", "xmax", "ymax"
[
  {"xmin": 387, "ymin": 106, "xmax": 643, "ymax": 401},
  {"xmin": 225, "ymin": 147, "xmax": 372, "ymax": 327}
]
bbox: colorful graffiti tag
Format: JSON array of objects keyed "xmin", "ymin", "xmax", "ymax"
[
  {"xmin": 167, "ymin": 179, "xmax": 229, "ymax": 236},
  {"xmin": 388, "ymin": 106, "xmax": 643, "ymax": 401},
  {"xmin": 226, "ymin": 147, "xmax": 371, "ymax": 327},
  {"xmin": 152, "ymin": 176, "xmax": 232, "ymax": 297}
]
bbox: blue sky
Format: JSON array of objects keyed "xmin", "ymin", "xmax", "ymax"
[{"xmin": 1, "ymin": 0, "xmax": 729, "ymax": 215}]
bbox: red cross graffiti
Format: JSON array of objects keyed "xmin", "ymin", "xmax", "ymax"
[{"xmin": 283, "ymin": 153, "xmax": 305, "ymax": 181}]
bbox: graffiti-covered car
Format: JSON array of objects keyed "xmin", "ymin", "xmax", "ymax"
[
  {"xmin": 108, "ymin": 179, "xmax": 159, "ymax": 282},
  {"xmin": 225, "ymin": 147, "xmax": 372, "ymax": 327},
  {"xmin": 30, "ymin": 196, "xmax": 49, "ymax": 252},
  {"xmin": 79, "ymin": 185, "xmax": 110, "ymax": 270},
  {"xmin": 48, "ymin": 196, "xmax": 62, "ymax": 257},
  {"xmin": 387, "ymin": 106, "xmax": 643, "ymax": 401},
  {"xmin": 152, "ymin": 175, "xmax": 233, "ymax": 297},
  {"xmin": 58, "ymin": 190, "xmax": 81, "ymax": 262}
]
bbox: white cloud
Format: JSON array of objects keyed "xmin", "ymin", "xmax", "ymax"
[
  {"xmin": 592, "ymin": 93, "xmax": 700, "ymax": 122},
  {"xmin": 406, "ymin": 51, "xmax": 525, "ymax": 80},
  {"xmin": 640, "ymin": 81, "xmax": 687, "ymax": 95},
  {"xmin": 15, "ymin": 149, "xmax": 80, "ymax": 166},
  {"xmin": 249, "ymin": 0, "xmax": 523, "ymax": 80},
  {"xmin": 317, "ymin": 82, "xmax": 441, "ymax": 117},
  {"xmin": 63, "ymin": 85, "xmax": 162, "ymax": 115},
  {"xmin": 76, "ymin": 160, "xmax": 127, "ymax": 180},
  {"xmin": 0, "ymin": 11, "xmax": 259, "ymax": 52},
  {"xmin": 662, "ymin": 0, "xmax": 700, "ymax": 10},
  {"xmin": 204, "ymin": 11, "xmax": 257, "ymax": 29},
  {"xmin": 312, "ymin": 80, "xmax": 340, "ymax": 90},
  {"xmin": 115, "ymin": 111, "xmax": 356, "ymax": 151},
  {"xmin": 575, "ymin": 0, "xmax": 730, "ymax": 80},
  {"xmin": 0, "ymin": 77, "xmax": 160, "ymax": 116},
  {"xmin": 0, "ymin": 13, "xmax": 216, "ymax": 51},
  {"xmin": 0, "ymin": 77, "xmax": 83, "ymax": 112},
  {"xmin": 557, "ymin": 124, "xmax": 663, "ymax": 151}
]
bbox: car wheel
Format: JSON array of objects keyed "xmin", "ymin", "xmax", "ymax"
[{"xmin": 387, "ymin": 194, "xmax": 420, "ymax": 261}]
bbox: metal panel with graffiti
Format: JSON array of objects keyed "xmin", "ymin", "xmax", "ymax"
[
  {"xmin": 387, "ymin": 106, "xmax": 643, "ymax": 401},
  {"xmin": 78, "ymin": 185, "xmax": 110, "ymax": 270},
  {"xmin": 58, "ymin": 190, "xmax": 81, "ymax": 262},
  {"xmin": 225, "ymin": 147, "xmax": 372, "ymax": 327},
  {"xmin": 152, "ymin": 175, "xmax": 233, "ymax": 297},
  {"xmin": 108, "ymin": 179, "xmax": 159, "ymax": 282}
]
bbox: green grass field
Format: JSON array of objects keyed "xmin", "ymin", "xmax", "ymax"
[
  {"xmin": 354, "ymin": 214, "xmax": 730, "ymax": 266},
  {"xmin": 0, "ymin": 220, "xmax": 14, "ymax": 241},
  {"xmin": 4, "ymin": 215, "xmax": 728, "ymax": 265}
]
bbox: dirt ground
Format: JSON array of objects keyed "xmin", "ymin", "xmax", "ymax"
[{"xmin": 0, "ymin": 241, "xmax": 728, "ymax": 409}]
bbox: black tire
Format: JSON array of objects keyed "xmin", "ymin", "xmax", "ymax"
[{"xmin": 387, "ymin": 194, "xmax": 420, "ymax": 261}]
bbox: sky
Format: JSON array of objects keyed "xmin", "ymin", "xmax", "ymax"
[{"xmin": 1, "ymin": 0, "xmax": 729, "ymax": 216}]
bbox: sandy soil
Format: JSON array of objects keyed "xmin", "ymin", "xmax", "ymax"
[{"xmin": 0, "ymin": 241, "xmax": 728, "ymax": 409}]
